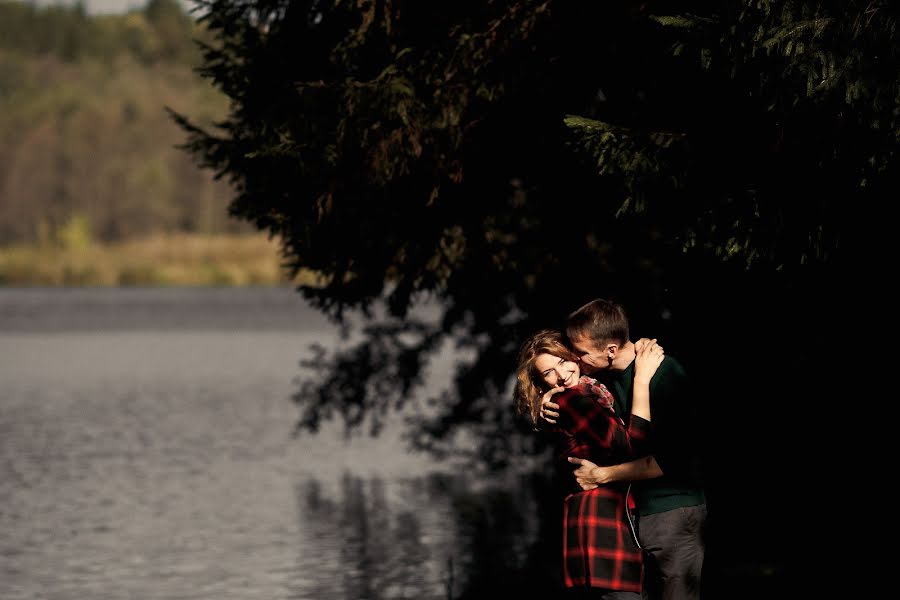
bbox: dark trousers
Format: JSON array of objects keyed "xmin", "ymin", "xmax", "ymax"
[{"xmin": 636, "ymin": 504, "xmax": 707, "ymax": 600}]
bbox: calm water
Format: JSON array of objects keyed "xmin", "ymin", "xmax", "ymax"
[{"xmin": 0, "ymin": 288, "xmax": 542, "ymax": 600}]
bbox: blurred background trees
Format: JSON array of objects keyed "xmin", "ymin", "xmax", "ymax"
[{"xmin": 0, "ymin": 0, "xmax": 245, "ymax": 245}]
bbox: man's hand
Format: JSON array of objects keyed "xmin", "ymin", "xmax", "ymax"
[
  {"xmin": 539, "ymin": 386, "xmax": 564, "ymax": 424},
  {"xmin": 570, "ymin": 455, "xmax": 664, "ymax": 488},
  {"xmin": 568, "ymin": 456, "xmax": 609, "ymax": 490}
]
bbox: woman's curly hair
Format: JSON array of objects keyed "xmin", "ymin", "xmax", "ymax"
[{"xmin": 514, "ymin": 329, "xmax": 579, "ymax": 426}]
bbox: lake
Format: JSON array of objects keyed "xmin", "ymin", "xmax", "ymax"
[{"xmin": 0, "ymin": 288, "xmax": 547, "ymax": 600}]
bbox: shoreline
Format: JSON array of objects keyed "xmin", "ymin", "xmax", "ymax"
[{"xmin": 0, "ymin": 232, "xmax": 316, "ymax": 287}]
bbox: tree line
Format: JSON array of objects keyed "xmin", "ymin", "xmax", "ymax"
[
  {"xmin": 0, "ymin": 0, "xmax": 247, "ymax": 245},
  {"xmin": 0, "ymin": 0, "xmax": 199, "ymax": 64}
]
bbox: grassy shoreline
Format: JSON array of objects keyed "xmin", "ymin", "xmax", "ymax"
[{"xmin": 0, "ymin": 232, "xmax": 313, "ymax": 286}]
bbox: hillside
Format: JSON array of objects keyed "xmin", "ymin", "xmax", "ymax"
[{"xmin": 0, "ymin": 0, "xmax": 247, "ymax": 245}]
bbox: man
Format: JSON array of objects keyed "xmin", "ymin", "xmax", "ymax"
[{"xmin": 541, "ymin": 298, "xmax": 707, "ymax": 600}]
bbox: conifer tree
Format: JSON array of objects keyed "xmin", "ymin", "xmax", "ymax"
[{"xmin": 175, "ymin": 0, "xmax": 896, "ymax": 465}]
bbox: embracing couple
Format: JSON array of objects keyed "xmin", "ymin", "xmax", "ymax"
[{"xmin": 515, "ymin": 298, "xmax": 707, "ymax": 600}]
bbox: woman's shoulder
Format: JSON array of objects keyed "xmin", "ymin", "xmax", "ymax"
[{"xmin": 556, "ymin": 377, "xmax": 615, "ymax": 412}]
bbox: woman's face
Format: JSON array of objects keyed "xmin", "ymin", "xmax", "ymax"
[{"xmin": 534, "ymin": 352, "xmax": 580, "ymax": 389}]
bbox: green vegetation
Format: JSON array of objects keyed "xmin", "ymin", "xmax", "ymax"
[
  {"xmin": 0, "ymin": 0, "xmax": 257, "ymax": 268},
  {"xmin": 0, "ymin": 229, "xmax": 299, "ymax": 286},
  {"xmin": 0, "ymin": 0, "xmax": 200, "ymax": 65}
]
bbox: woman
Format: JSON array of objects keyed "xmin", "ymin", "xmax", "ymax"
[{"xmin": 514, "ymin": 329, "xmax": 664, "ymax": 599}]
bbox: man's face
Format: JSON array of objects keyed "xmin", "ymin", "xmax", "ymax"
[{"xmin": 570, "ymin": 335, "xmax": 609, "ymax": 375}]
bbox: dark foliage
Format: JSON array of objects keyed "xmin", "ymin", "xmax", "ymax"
[{"xmin": 176, "ymin": 0, "xmax": 896, "ymax": 588}]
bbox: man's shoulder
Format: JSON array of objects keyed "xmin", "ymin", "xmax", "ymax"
[
  {"xmin": 651, "ymin": 354, "xmax": 690, "ymax": 390},
  {"xmin": 659, "ymin": 354, "xmax": 688, "ymax": 376}
]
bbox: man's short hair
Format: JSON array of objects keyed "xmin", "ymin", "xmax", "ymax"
[{"xmin": 566, "ymin": 298, "xmax": 630, "ymax": 347}]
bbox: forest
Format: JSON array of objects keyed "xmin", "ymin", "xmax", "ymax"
[{"xmin": 0, "ymin": 0, "xmax": 244, "ymax": 245}]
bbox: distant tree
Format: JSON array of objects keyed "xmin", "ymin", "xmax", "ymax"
[
  {"xmin": 0, "ymin": 0, "xmax": 199, "ymax": 64},
  {"xmin": 144, "ymin": 0, "xmax": 195, "ymax": 61}
]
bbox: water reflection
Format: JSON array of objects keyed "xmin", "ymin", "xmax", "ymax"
[
  {"xmin": 0, "ymin": 288, "xmax": 550, "ymax": 600},
  {"xmin": 292, "ymin": 472, "xmax": 558, "ymax": 600},
  {"xmin": 295, "ymin": 476, "xmax": 437, "ymax": 599}
]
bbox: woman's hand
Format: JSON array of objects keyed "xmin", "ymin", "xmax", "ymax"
[
  {"xmin": 634, "ymin": 337, "xmax": 665, "ymax": 385},
  {"xmin": 539, "ymin": 387, "xmax": 564, "ymax": 424}
]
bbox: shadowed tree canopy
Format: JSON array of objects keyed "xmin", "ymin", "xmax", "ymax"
[
  {"xmin": 173, "ymin": 0, "xmax": 895, "ymax": 587},
  {"xmin": 174, "ymin": 0, "xmax": 895, "ymax": 468}
]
